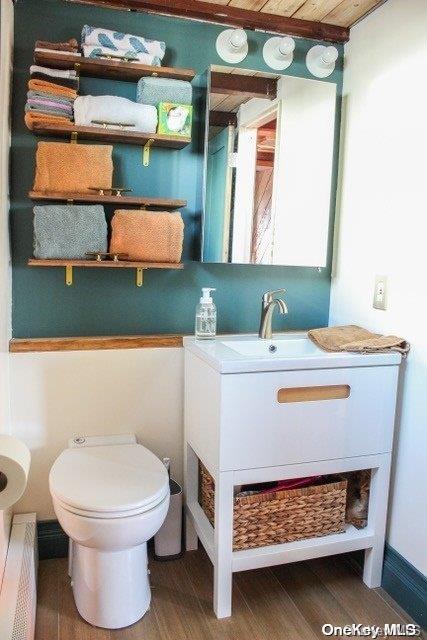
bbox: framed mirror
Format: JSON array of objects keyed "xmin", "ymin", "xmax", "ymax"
[{"xmin": 201, "ymin": 65, "xmax": 337, "ymax": 267}]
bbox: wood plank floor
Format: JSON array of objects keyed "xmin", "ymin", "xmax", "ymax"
[{"xmin": 36, "ymin": 549, "xmax": 414, "ymax": 640}]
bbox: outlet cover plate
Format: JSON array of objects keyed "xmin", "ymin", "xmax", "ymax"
[{"xmin": 373, "ymin": 275, "xmax": 387, "ymax": 310}]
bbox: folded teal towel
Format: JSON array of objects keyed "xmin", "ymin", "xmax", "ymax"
[
  {"xmin": 136, "ymin": 77, "xmax": 192, "ymax": 106},
  {"xmin": 33, "ymin": 205, "xmax": 107, "ymax": 259}
]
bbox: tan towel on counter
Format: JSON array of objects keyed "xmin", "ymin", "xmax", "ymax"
[
  {"xmin": 33, "ymin": 142, "xmax": 113, "ymax": 193},
  {"xmin": 110, "ymin": 210, "xmax": 184, "ymax": 263},
  {"xmin": 308, "ymin": 325, "xmax": 410, "ymax": 356}
]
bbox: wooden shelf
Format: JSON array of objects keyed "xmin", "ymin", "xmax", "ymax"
[
  {"xmin": 34, "ymin": 50, "xmax": 195, "ymax": 82},
  {"xmin": 28, "ymin": 122, "xmax": 190, "ymax": 148},
  {"xmin": 29, "ymin": 191, "xmax": 187, "ymax": 209},
  {"xmin": 28, "ymin": 258, "xmax": 183, "ymax": 287},
  {"xmin": 28, "ymin": 258, "xmax": 183, "ymax": 269}
]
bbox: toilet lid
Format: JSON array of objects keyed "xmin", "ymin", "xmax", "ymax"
[{"xmin": 49, "ymin": 444, "xmax": 169, "ymax": 515}]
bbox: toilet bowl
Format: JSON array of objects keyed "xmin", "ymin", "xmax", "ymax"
[{"xmin": 49, "ymin": 434, "xmax": 170, "ymax": 629}]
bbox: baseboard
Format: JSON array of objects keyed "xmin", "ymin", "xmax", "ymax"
[
  {"xmin": 382, "ymin": 545, "xmax": 426, "ymax": 629},
  {"xmin": 37, "ymin": 520, "xmax": 68, "ymax": 560}
]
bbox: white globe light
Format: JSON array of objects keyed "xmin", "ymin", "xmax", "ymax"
[
  {"xmin": 229, "ymin": 29, "xmax": 247, "ymax": 51},
  {"xmin": 263, "ymin": 36, "xmax": 295, "ymax": 70},
  {"xmin": 320, "ymin": 46, "xmax": 339, "ymax": 67},
  {"xmin": 278, "ymin": 36, "xmax": 295, "ymax": 57},
  {"xmin": 306, "ymin": 44, "xmax": 339, "ymax": 78},
  {"xmin": 216, "ymin": 28, "xmax": 248, "ymax": 64}
]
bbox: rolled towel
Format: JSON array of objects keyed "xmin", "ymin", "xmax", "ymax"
[
  {"xmin": 82, "ymin": 44, "xmax": 160, "ymax": 66},
  {"xmin": 137, "ymin": 77, "xmax": 192, "ymax": 106},
  {"xmin": 33, "ymin": 142, "xmax": 113, "ymax": 194},
  {"xmin": 74, "ymin": 95, "xmax": 157, "ymax": 133},
  {"xmin": 110, "ymin": 210, "xmax": 184, "ymax": 263},
  {"xmin": 28, "ymin": 78, "xmax": 77, "ymax": 100},
  {"xmin": 33, "ymin": 205, "xmax": 107, "ymax": 259},
  {"xmin": 82, "ymin": 24, "xmax": 165, "ymax": 61},
  {"xmin": 30, "ymin": 65, "xmax": 78, "ymax": 79}
]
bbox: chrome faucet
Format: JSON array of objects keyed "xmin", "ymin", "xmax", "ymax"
[{"xmin": 258, "ymin": 289, "xmax": 288, "ymax": 339}]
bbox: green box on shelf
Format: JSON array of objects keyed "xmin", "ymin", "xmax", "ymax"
[{"xmin": 158, "ymin": 103, "xmax": 192, "ymax": 137}]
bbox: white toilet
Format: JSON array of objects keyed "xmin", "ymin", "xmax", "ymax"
[{"xmin": 49, "ymin": 434, "xmax": 170, "ymax": 629}]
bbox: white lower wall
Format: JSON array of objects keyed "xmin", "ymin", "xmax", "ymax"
[
  {"xmin": 10, "ymin": 348, "xmax": 184, "ymax": 520},
  {"xmin": 330, "ymin": 0, "xmax": 427, "ymax": 575}
]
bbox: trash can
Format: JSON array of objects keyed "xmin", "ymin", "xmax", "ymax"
[{"xmin": 154, "ymin": 478, "xmax": 183, "ymax": 560}]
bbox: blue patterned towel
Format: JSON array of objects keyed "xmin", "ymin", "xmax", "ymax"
[
  {"xmin": 82, "ymin": 25, "xmax": 165, "ymax": 61},
  {"xmin": 136, "ymin": 77, "xmax": 192, "ymax": 106}
]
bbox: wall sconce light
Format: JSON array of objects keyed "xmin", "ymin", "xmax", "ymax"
[
  {"xmin": 306, "ymin": 45, "xmax": 339, "ymax": 78},
  {"xmin": 216, "ymin": 28, "xmax": 248, "ymax": 64},
  {"xmin": 263, "ymin": 36, "xmax": 295, "ymax": 71}
]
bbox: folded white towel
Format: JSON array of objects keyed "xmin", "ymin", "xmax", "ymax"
[
  {"xmin": 82, "ymin": 44, "xmax": 160, "ymax": 66},
  {"xmin": 30, "ymin": 65, "xmax": 78, "ymax": 79},
  {"xmin": 73, "ymin": 95, "xmax": 158, "ymax": 133}
]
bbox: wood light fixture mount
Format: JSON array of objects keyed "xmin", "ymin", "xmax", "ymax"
[{"xmin": 66, "ymin": 0, "xmax": 350, "ymax": 43}]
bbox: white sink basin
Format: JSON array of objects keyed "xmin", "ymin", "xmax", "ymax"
[
  {"xmin": 221, "ymin": 337, "xmax": 321, "ymax": 358},
  {"xmin": 183, "ymin": 333, "xmax": 401, "ymax": 374}
]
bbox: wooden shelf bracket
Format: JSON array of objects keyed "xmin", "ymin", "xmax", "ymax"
[
  {"xmin": 65, "ymin": 265, "xmax": 73, "ymax": 286},
  {"xmin": 62, "ymin": 263, "xmax": 145, "ymax": 287},
  {"xmin": 136, "ymin": 268, "xmax": 144, "ymax": 287}
]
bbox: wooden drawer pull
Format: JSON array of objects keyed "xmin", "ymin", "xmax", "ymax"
[{"xmin": 277, "ymin": 384, "xmax": 350, "ymax": 403}]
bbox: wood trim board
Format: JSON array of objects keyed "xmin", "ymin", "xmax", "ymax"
[
  {"xmin": 10, "ymin": 335, "xmax": 184, "ymax": 352},
  {"xmin": 65, "ymin": 0, "xmax": 350, "ymax": 42}
]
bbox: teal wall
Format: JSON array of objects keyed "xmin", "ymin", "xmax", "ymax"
[{"xmin": 11, "ymin": 0, "xmax": 343, "ymax": 338}]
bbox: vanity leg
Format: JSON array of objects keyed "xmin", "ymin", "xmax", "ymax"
[
  {"xmin": 213, "ymin": 471, "xmax": 234, "ymax": 619},
  {"xmin": 363, "ymin": 456, "xmax": 391, "ymax": 588},
  {"xmin": 185, "ymin": 514, "xmax": 198, "ymax": 551},
  {"xmin": 184, "ymin": 443, "xmax": 199, "ymax": 551}
]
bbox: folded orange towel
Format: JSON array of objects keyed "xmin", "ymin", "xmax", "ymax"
[
  {"xmin": 25, "ymin": 112, "xmax": 72, "ymax": 130},
  {"xmin": 110, "ymin": 210, "xmax": 184, "ymax": 263},
  {"xmin": 33, "ymin": 142, "xmax": 113, "ymax": 193},
  {"xmin": 308, "ymin": 325, "xmax": 410, "ymax": 355},
  {"xmin": 28, "ymin": 78, "xmax": 77, "ymax": 100}
]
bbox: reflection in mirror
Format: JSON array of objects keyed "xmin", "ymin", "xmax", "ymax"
[{"xmin": 202, "ymin": 66, "xmax": 337, "ymax": 267}]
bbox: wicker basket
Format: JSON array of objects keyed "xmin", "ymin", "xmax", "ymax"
[{"xmin": 199, "ymin": 463, "xmax": 347, "ymax": 551}]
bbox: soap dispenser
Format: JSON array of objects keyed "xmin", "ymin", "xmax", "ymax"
[{"xmin": 195, "ymin": 288, "xmax": 217, "ymax": 340}]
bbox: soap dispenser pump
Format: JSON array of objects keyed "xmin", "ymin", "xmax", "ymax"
[{"xmin": 195, "ymin": 288, "xmax": 217, "ymax": 340}]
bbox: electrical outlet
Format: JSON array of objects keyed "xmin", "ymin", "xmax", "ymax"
[{"xmin": 373, "ymin": 275, "xmax": 387, "ymax": 310}]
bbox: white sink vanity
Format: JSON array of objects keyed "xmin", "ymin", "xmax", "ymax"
[{"xmin": 183, "ymin": 333, "xmax": 401, "ymax": 618}]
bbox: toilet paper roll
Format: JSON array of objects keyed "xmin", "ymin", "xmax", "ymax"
[{"xmin": 0, "ymin": 435, "xmax": 31, "ymax": 509}]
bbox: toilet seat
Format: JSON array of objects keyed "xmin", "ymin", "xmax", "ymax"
[
  {"xmin": 49, "ymin": 443, "xmax": 169, "ymax": 517},
  {"xmin": 52, "ymin": 492, "xmax": 169, "ymax": 519}
]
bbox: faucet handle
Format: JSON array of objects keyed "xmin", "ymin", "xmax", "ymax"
[{"xmin": 262, "ymin": 288, "xmax": 287, "ymax": 304}]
